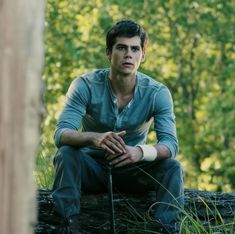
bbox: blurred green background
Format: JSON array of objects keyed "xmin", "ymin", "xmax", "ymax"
[{"xmin": 35, "ymin": 0, "xmax": 235, "ymax": 193}]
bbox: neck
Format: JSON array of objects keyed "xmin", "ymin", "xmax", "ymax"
[{"xmin": 109, "ymin": 69, "xmax": 136, "ymax": 96}]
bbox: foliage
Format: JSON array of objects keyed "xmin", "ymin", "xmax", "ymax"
[{"xmin": 36, "ymin": 0, "xmax": 235, "ymax": 192}]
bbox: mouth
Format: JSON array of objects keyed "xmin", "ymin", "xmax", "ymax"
[{"xmin": 122, "ymin": 62, "xmax": 133, "ymax": 67}]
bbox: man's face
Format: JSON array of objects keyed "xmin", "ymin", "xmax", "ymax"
[{"xmin": 107, "ymin": 36, "xmax": 145, "ymax": 76}]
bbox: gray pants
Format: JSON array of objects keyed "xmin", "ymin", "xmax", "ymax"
[{"xmin": 52, "ymin": 146, "xmax": 184, "ymax": 228}]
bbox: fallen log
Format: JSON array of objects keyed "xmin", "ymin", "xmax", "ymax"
[{"xmin": 35, "ymin": 189, "xmax": 235, "ymax": 233}]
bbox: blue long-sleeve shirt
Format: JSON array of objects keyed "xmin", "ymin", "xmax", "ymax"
[{"xmin": 55, "ymin": 69, "xmax": 178, "ymax": 157}]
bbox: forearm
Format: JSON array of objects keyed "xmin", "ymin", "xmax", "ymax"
[
  {"xmin": 58, "ymin": 129, "xmax": 127, "ymax": 154},
  {"xmin": 154, "ymin": 144, "xmax": 171, "ymax": 160},
  {"xmin": 60, "ymin": 129, "xmax": 97, "ymax": 147}
]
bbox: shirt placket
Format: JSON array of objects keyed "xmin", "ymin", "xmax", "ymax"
[{"xmin": 113, "ymin": 98, "xmax": 133, "ymax": 132}]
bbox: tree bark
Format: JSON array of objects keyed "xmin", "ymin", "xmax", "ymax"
[{"xmin": 0, "ymin": 1, "xmax": 44, "ymax": 233}]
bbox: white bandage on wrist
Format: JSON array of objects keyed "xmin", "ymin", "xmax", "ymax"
[{"xmin": 137, "ymin": 145, "xmax": 158, "ymax": 161}]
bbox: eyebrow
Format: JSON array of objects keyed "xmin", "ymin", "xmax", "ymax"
[{"xmin": 116, "ymin": 43, "xmax": 141, "ymax": 48}]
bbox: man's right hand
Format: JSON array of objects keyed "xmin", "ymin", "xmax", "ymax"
[{"xmin": 93, "ymin": 131, "xmax": 126, "ymax": 154}]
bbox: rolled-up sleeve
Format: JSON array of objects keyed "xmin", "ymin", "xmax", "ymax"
[
  {"xmin": 54, "ymin": 77, "xmax": 90, "ymax": 148},
  {"xmin": 153, "ymin": 86, "xmax": 178, "ymax": 158}
]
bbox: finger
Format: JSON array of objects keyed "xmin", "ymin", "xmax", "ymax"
[
  {"xmin": 109, "ymin": 154, "xmax": 126, "ymax": 166},
  {"xmin": 116, "ymin": 131, "xmax": 126, "ymax": 147},
  {"xmin": 111, "ymin": 134, "xmax": 126, "ymax": 152},
  {"xmin": 112, "ymin": 157, "xmax": 129, "ymax": 168},
  {"xmin": 105, "ymin": 138, "xmax": 124, "ymax": 154},
  {"xmin": 100, "ymin": 142, "xmax": 115, "ymax": 154},
  {"xmin": 106, "ymin": 153, "xmax": 122, "ymax": 161},
  {"xmin": 117, "ymin": 130, "xmax": 126, "ymax": 137}
]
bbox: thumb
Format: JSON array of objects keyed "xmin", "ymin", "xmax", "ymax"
[{"xmin": 117, "ymin": 130, "xmax": 126, "ymax": 137}]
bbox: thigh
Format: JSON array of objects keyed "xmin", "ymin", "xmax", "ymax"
[
  {"xmin": 111, "ymin": 162, "xmax": 155, "ymax": 193},
  {"xmin": 80, "ymin": 148, "xmax": 108, "ymax": 193},
  {"xmin": 54, "ymin": 146, "xmax": 109, "ymax": 194},
  {"xmin": 112, "ymin": 158, "xmax": 183, "ymax": 193}
]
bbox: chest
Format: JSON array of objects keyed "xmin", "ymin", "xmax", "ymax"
[
  {"xmin": 85, "ymin": 90, "xmax": 153, "ymax": 132},
  {"xmin": 116, "ymin": 94, "xmax": 133, "ymax": 113}
]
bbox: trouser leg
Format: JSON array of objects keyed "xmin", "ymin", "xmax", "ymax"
[
  {"xmin": 52, "ymin": 146, "xmax": 107, "ymax": 218},
  {"xmin": 151, "ymin": 159, "xmax": 184, "ymax": 230},
  {"xmin": 112, "ymin": 158, "xmax": 184, "ymax": 229}
]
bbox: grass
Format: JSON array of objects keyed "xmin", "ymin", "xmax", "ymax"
[
  {"xmin": 117, "ymin": 196, "xmax": 235, "ymax": 233},
  {"xmin": 34, "ymin": 144, "xmax": 55, "ymax": 189}
]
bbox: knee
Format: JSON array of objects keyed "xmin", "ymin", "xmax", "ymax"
[
  {"xmin": 165, "ymin": 158, "xmax": 181, "ymax": 169},
  {"xmin": 162, "ymin": 159, "xmax": 183, "ymax": 175}
]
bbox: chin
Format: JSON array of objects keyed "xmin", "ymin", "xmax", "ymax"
[
  {"xmin": 120, "ymin": 71, "xmax": 135, "ymax": 76},
  {"xmin": 121, "ymin": 68, "xmax": 136, "ymax": 75}
]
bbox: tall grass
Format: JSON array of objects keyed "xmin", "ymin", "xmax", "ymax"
[
  {"xmin": 34, "ymin": 143, "xmax": 55, "ymax": 189},
  {"xmin": 117, "ymin": 195, "xmax": 235, "ymax": 233}
]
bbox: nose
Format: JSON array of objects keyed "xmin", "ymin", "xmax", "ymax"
[{"xmin": 124, "ymin": 47, "xmax": 132, "ymax": 58}]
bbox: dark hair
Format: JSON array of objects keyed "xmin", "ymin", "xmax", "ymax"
[{"xmin": 106, "ymin": 19, "xmax": 148, "ymax": 52}]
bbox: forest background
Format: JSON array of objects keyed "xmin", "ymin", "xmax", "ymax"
[{"xmin": 36, "ymin": 0, "xmax": 235, "ymax": 193}]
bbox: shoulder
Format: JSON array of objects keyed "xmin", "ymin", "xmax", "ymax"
[
  {"xmin": 137, "ymin": 72, "xmax": 173, "ymax": 108},
  {"xmin": 79, "ymin": 69, "xmax": 108, "ymax": 84},
  {"xmin": 69, "ymin": 69, "xmax": 108, "ymax": 90},
  {"xmin": 137, "ymin": 72, "xmax": 168, "ymax": 93}
]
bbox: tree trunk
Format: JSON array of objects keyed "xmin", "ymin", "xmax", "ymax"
[{"xmin": 0, "ymin": 0, "xmax": 44, "ymax": 233}]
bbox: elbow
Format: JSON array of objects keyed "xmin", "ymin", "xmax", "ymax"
[
  {"xmin": 54, "ymin": 131, "xmax": 61, "ymax": 148},
  {"xmin": 54, "ymin": 128, "xmax": 68, "ymax": 148},
  {"xmin": 171, "ymin": 143, "xmax": 179, "ymax": 158},
  {"xmin": 158, "ymin": 140, "xmax": 178, "ymax": 159}
]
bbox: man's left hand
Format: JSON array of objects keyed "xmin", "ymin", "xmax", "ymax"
[{"xmin": 106, "ymin": 146, "xmax": 143, "ymax": 167}]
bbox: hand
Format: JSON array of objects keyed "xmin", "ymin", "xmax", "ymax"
[
  {"xmin": 93, "ymin": 131, "xmax": 126, "ymax": 154},
  {"xmin": 106, "ymin": 146, "xmax": 143, "ymax": 168}
]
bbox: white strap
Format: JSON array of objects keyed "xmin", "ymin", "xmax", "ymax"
[{"xmin": 137, "ymin": 145, "xmax": 158, "ymax": 161}]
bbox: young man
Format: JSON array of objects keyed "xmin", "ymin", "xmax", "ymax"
[{"xmin": 52, "ymin": 20, "xmax": 184, "ymax": 234}]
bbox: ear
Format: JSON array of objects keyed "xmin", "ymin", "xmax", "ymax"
[
  {"xmin": 141, "ymin": 51, "xmax": 145, "ymax": 63},
  {"xmin": 106, "ymin": 48, "xmax": 111, "ymax": 61}
]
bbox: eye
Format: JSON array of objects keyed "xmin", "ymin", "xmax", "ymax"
[
  {"xmin": 117, "ymin": 46, "xmax": 125, "ymax": 51},
  {"xmin": 132, "ymin": 47, "xmax": 140, "ymax": 52}
]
